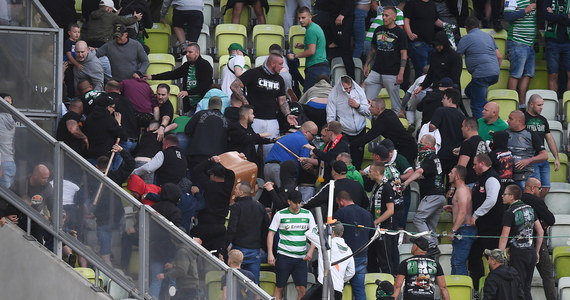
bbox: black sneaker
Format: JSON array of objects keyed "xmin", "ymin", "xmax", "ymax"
[
  {"xmin": 427, "ymin": 245, "xmax": 441, "ymax": 257},
  {"xmin": 493, "ymin": 19, "xmax": 504, "ymax": 32}
]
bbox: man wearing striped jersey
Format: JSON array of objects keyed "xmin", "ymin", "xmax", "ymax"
[
  {"xmin": 504, "ymin": 0, "xmax": 537, "ymax": 107},
  {"xmin": 267, "ymin": 190, "xmax": 316, "ymax": 300}
]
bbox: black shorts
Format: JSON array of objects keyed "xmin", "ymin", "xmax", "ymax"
[
  {"xmin": 172, "ymin": 9, "xmax": 204, "ymax": 41},
  {"xmin": 275, "ymin": 253, "xmax": 308, "ymax": 287}
]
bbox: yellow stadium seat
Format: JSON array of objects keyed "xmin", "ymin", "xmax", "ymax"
[
  {"xmin": 487, "ymin": 89, "xmax": 519, "ymax": 120},
  {"xmin": 365, "ymin": 273, "xmax": 394, "ymax": 300},
  {"xmin": 526, "ymin": 89, "xmax": 559, "ymax": 120},
  {"xmin": 266, "ymin": 0, "xmax": 286, "ymax": 26},
  {"xmin": 215, "ymin": 24, "xmax": 248, "ymax": 59},
  {"xmin": 554, "ymin": 247, "xmax": 570, "ymax": 279},
  {"xmin": 253, "ymin": 24, "xmax": 285, "ymax": 57},
  {"xmin": 488, "ymin": 59, "xmax": 511, "ymax": 90},
  {"xmin": 147, "ymin": 53, "xmax": 175, "ymax": 85},
  {"xmin": 146, "ymin": 23, "xmax": 171, "ymax": 54},
  {"xmin": 529, "ymin": 60, "xmax": 549, "ymax": 90},
  {"xmin": 436, "ymin": 211, "xmax": 453, "ymax": 245},
  {"xmin": 288, "ymin": 25, "xmax": 306, "ymax": 54},
  {"xmin": 259, "ymin": 271, "xmax": 276, "ymax": 296},
  {"xmin": 378, "ymin": 88, "xmax": 405, "ymax": 110},
  {"xmin": 478, "ymin": 276, "xmax": 487, "ymax": 298},
  {"xmin": 550, "ymin": 152, "xmax": 568, "ymax": 183},
  {"xmin": 75, "ymin": 0, "xmax": 82, "ymax": 14},
  {"xmin": 342, "ymin": 282, "xmax": 353, "ymax": 300},
  {"xmin": 151, "ymin": 84, "xmax": 180, "ymax": 115},
  {"xmin": 218, "ymin": 54, "xmax": 252, "ymax": 78},
  {"xmin": 197, "ymin": 24, "xmax": 210, "ymax": 55},
  {"xmin": 445, "ymin": 275, "xmax": 474, "ymax": 300},
  {"xmin": 206, "ymin": 270, "xmax": 225, "ymax": 300},
  {"xmin": 165, "ymin": 7, "xmax": 173, "ymax": 25},
  {"xmin": 204, "ymin": 0, "xmax": 214, "ymax": 27},
  {"xmin": 331, "ymin": 57, "xmax": 363, "ymax": 84},
  {"xmin": 74, "ymin": 267, "xmax": 103, "ymax": 286}
]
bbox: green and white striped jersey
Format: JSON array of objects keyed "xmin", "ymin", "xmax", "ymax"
[
  {"xmin": 505, "ymin": 0, "xmax": 536, "ymax": 46},
  {"xmin": 269, "ymin": 207, "xmax": 316, "ymax": 259}
]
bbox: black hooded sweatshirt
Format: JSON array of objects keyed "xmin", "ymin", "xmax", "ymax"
[
  {"xmin": 482, "ymin": 265, "xmax": 525, "ymax": 300},
  {"xmin": 420, "ymin": 31, "xmax": 462, "ymax": 90},
  {"xmin": 152, "ymin": 183, "xmax": 182, "ymax": 227}
]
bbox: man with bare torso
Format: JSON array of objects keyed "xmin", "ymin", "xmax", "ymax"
[{"xmin": 443, "ymin": 165, "xmax": 476, "ymax": 275}]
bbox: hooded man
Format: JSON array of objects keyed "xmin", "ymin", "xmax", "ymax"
[{"xmin": 326, "ymin": 76, "xmax": 371, "ymax": 169}]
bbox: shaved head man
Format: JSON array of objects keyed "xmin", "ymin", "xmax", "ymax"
[
  {"xmin": 477, "ymin": 102, "xmax": 508, "ymax": 141},
  {"xmin": 73, "ymin": 40, "xmax": 104, "ymax": 94}
]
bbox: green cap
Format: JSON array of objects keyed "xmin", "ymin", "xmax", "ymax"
[{"xmin": 228, "ymin": 43, "xmax": 245, "ymax": 53}]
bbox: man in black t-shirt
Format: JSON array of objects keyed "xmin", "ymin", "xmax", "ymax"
[
  {"xmin": 57, "ymin": 99, "xmax": 88, "ymax": 155},
  {"xmin": 403, "ymin": 134, "xmax": 444, "ymax": 255},
  {"xmin": 363, "ymin": 6, "xmax": 408, "ymax": 114},
  {"xmin": 429, "ymin": 88, "xmax": 466, "ymax": 180},
  {"xmin": 230, "ymin": 54, "xmax": 297, "ymax": 156},
  {"xmin": 367, "ymin": 162, "xmax": 398, "ymax": 275},
  {"xmin": 456, "ymin": 117, "xmax": 488, "ymax": 185},
  {"xmin": 393, "ymin": 236, "xmax": 450, "ymax": 300},
  {"xmin": 153, "ymin": 83, "xmax": 175, "ymax": 142},
  {"xmin": 525, "ymin": 94, "xmax": 559, "ymax": 198},
  {"xmin": 499, "ymin": 184, "xmax": 544, "ymax": 300}
]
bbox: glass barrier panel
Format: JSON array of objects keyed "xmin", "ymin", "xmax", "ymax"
[
  {"xmin": 60, "ymin": 148, "xmax": 140, "ymax": 286},
  {"xmin": 0, "ymin": 30, "xmax": 57, "ymax": 112}
]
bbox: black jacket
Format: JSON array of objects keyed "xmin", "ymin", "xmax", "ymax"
[
  {"xmin": 482, "ymin": 265, "xmax": 524, "ymax": 300},
  {"xmin": 226, "ymin": 196, "xmax": 270, "ymax": 249},
  {"xmin": 152, "ymin": 57, "xmax": 213, "ymax": 98},
  {"xmin": 417, "ymin": 89, "xmax": 444, "ymax": 125},
  {"xmin": 152, "ymin": 183, "xmax": 182, "ymax": 227},
  {"xmin": 521, "ymin": 193, "xmax": 556, "ymax": 228},
  {"xmin": 227, "ymin": 121, "xmax": 271, "ymax": 164},
  {"xmin": 304, "ymin": 178, "xmax": 369, "ymax": 212},
  {"xmin": 118, "ymin": 0, "xmax": 153, "ymax": 29},
  {"xmin": 185, "ymin": 109, "xmax": 228, "ymax": 158},
  {"xmin": 420, "ymin": 32, "xmax": 462, "ymax": 90},
  {"xmin": 193, "ymin": 159, "xmax": 234, "ymax": 224},
  {"xmin": 84, "ymin": 106, "xmax": 126, "ymax": 159},
  {"xmin": 312, "ymin": 135, "xmax": 350, "ymax": 181}
]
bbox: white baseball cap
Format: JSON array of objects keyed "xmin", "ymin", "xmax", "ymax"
[{"xmin": 99, "ymin": 0, "xmax": 118, "ymax": 12}]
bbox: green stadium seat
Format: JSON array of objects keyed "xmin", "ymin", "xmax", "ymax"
[
  {"xmin": 487, "ymin": 89, "xmax": 519, "ymax": 120},
  {"xmin": 215, "ymin": 24, "xmax": 248, "ymax": 59},
  {"xmin": 364, "ymin": 273, "xmax": 394, "ymax": 300},
  {"xmin": 549, "ymin": 152, "xmax": 568, "ymax": 183},
  {"xmin": 75, "ymin": 0, "xmax": 82, "ymax": 14},
  {"xmin": 478, "ymin": 276, "xmax": 486, "ymax": 298},
  {"xmin": 445, "ymin": 275, "xmax": 473, "ymax": 300},
  {"xmin": 331, "ymin": 57, "xmax": 363, "ymax": 84},
  {"xmin": 288, "ymin": 25, "xmax": 306, "ymax": 54},
  {"xmin": 549, "ymin": 215, "xmax": 570, "ymax": 250},
  {"xmin": 74, "ymin": 267, "xmax": 103, "ymax": 286},
  {"xmin": 146, "ymin": 23, "xmax": 171, "ymax": 54},
  {"xmin": 206, "ymin": 270, "xmax": 225, "ymax": 300},
  {"xmin": 559, "ymin": 276, "xmax": 570, "ymax": 299},
  {"xmin": 526, "ymin": 89, "xmax": 559, "ymax": 120},
  {"xmin": 151, "ymin": 84, "xmax": 180, "ymax": 115},
  {"xmin": 218, "ymin": 55, "xmax": 251, "ymax": 79},
  {"xmin": 260, "ymin": 271, "xmax": 276, "ymax": 296},
  {"xmin": 342, "ymin": 282, "xmax": 353, "ymax": 300},
  {"xmin": 436, "ymin": 211, "xmax": 453, "ymax": 245},
  {"xmin": 197, "ymin": 24, "xmax": 210, "ymax": 55},
  {"xmin": 266, "ymin": 0, "xmax": 286, "ymax": 26},
  {"xmin": 529, "ymin": 60, "xmax": 549, "ymax": 90},
  {"xmin": 147, "ymin": 54, "xmax": 176, "ymax": 85},
  {"xmin": 554, "ymin": 247, "xmax": 570, "ymax": 279},
  {"xmin": 488, "ymin": 60, "xmax": 511, "ymax": 90},
  {"xmin": 204, "ymin": 0, "xmax": 214, "ymax": 27},
  {"xmin": 545, "ymin": 183, "xmax": 570, "ymax": 214},
  {"xmin": 252, "ymin": 24, "xmax": 285, "ymax": 57},
  {"xmin": 165, "ymin": 6, "xmax": 173, "ymax": 25}
]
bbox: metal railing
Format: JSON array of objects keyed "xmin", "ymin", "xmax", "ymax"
[{"xmin": 0, "ymin": 97, "xmax": 272, "ymax": 299}]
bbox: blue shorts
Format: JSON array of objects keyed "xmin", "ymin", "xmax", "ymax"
[
  {"xmin": 275, "ymin": 253, "xmax": 308, "ymax": 288},
  {"xmin": 530, "ymin": 160, "xmax": 551, "ymax": 188},
  {"xmin": 545, "ymin": 40, "xmax": 570, "ymax": 74},
  {"xmin": 507, "ymin": 40, "xmax": 535, "ymax": 78}
]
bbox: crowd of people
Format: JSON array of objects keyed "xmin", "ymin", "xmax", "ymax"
[{"xmin": 1, "ymin": 0, "xmax": 568, "ymax": 299}]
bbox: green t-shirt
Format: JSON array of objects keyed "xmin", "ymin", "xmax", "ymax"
[
  {"xmin": 478, "ymin": 117, "xmax": 508, "ymax": 141},
  {"xmin": 304, "ymin": 22, "xmax": 328, "ymax": 68}
]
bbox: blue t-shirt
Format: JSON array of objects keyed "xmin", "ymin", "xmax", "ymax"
[
  {"xmin": 265, "ymin": 131, "xmax": 310, "ymax": 163},
  {"xmin": 221, "ymin": 269, "xmax": 256, "ymax": 299},
  {"xmin": 456, "ymin": 29, "xmax": 500, "ymax": 78},
  {"xmin": 333, "ymin": 204, "xmax": 374, "ymax": 257},
  {"xmin": 63, "ymin": 39, "xmax": 77, "ymax": 62}
]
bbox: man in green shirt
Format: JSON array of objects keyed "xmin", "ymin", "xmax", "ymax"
[
  {"xmin": 477, "ymin": 102, "xmax": 508, "ymax": 141},
  {"xmin": 287, "ymin": 6, "xmax": 330, "ymax": 91},
  {"xmin": 336, "ymin": 152, "xmax": 364, "ymax": 186}
]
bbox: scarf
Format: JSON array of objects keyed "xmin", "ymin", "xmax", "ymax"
[{"xmin": 416, "ymin": 143, "xmax": 436, "ymax": 167}]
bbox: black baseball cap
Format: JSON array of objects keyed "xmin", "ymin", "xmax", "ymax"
[
  {"xmin": 332, "ymin": 160, "xmax": 348, "ymax": 175},
  {"xmin": 410, "ymin": 236, "xmax": 429, "ymax": 251}
]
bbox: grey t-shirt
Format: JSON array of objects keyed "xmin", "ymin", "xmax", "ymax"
[{"xmin": 456, "ymin": 28, "xmax": 500, "ymax": 78}]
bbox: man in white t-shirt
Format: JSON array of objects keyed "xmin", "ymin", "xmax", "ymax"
[{"xmin": 221, "ymin": 43, "xmax": 247, "ymax": 98}]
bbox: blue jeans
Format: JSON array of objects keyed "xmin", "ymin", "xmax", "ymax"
[
  {"xmin": 451, "ymin": 226, "xmax": 477, "ymax": 275},
  {"xmin": 350, "ymin": 256, "xmax": 368, "ymax": 300},
  {"xmin": 96, "ymin": 223, "xmax": 113, "ymax": 256},
  {"xmin": 465, "ymin": 75, "xmax": 499, "ymax": 119},
  {"xmin": 353, "ymin": 7, "xmax": 369, "ymax": 58},
  {"xmin": 507, "ymin": 40, "xmax": 535, "ymax": 78},
  {"xmin": 304, "ymin": 64, "xmax": 331, "ymax": 92},
  {"xmin": 408, "ymin": 41, "xmax": 433, "ymax": 79},
  {"xmin": 114, "ymin": 140, "xmax": 137, "ymax": 171},
  {"xmin": 545, "ymin": 40, "xmax": 570, "ymax": 74},
  {"xmin": 233, "ymin": 246, "xmax": 261, "ymax": 284},
  {"xmin": 175, "ymin": 133, "xmax": 189, "ymax": 157},
  {"xmin": 531, "ymin": 160, "xmax": 551, "ymax": 188},
  {"xmin": 0, "ymin": 160, "xmax": 16, "ymax": 188}
]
